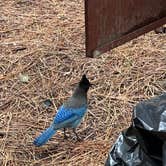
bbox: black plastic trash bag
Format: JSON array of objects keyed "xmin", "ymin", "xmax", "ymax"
[{"xmin": 105, "ymin": 93, "xmax": 166, "ymax": 166}]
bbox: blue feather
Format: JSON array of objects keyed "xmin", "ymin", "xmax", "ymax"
[
  {"xmin": 33, "ymin": 105, "xmax": 87, "ymax": 146},
  {"xmin": 33, "ymin": 75, "xmax": 91, "ymax": 146},
  {"xmin": 33, "ymin": 126, "xmax": 56, "ymax": 147}
]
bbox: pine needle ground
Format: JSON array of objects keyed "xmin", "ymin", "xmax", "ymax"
[{"xmin": 0, "ymin": 0, "xmax": 166, "ymax": 165}]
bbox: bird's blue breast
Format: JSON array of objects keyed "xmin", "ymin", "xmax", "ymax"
[{"xmin": 53, "ymin": 105, "xmax": 87, "ymax": 125}]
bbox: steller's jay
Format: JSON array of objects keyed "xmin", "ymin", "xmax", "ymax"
[{"xmin": 33, "ymin": 75, "xmax": 92, "ymax": 147}]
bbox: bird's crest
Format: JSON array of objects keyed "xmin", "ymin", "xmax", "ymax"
[{"xmin": 79, "ymin": 74, "xmax": 91, "ymax": 92}]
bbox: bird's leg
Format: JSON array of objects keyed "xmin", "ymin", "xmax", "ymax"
[
  {"xmin": 63, "ymin": 128, "xmax": 68, "ymax": 139},
  {"xmin": 72, "ymin": 128, "xmax": 81, "ymax": 141}
]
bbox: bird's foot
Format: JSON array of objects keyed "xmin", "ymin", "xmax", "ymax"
[
  {"xmin": 72, "ymin": 128, "xmax": 82, "ymax": 142},
  {"xmin": 63, "ymin": 128, "xmax": 68, "ymax": 140}
]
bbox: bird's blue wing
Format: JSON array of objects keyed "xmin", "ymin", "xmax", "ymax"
[
  {"xmin": 52, "ymin": 105, "xmax": 87, "ymax": 129},
  {"xmin": 52, "ymin": 115, "xmax": 78, "ymax": 130}
]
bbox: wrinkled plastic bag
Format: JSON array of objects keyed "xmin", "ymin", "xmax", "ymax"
[{"xmin": 105, "ymin": 93, "xmax": 166, "ymax": 166}]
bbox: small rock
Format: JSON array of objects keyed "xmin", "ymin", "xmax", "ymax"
[
  {"xmin": 43, "ymin": 99, "xmax": 53, "ymax": 108},
  {"xmin": 19, "ymin": 73, "xmax": 29, "ymax": 83}
]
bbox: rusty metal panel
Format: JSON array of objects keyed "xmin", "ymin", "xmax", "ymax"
[{"xmin": 85, "ymin": 0, "xmax": 166, "ymax": 57}]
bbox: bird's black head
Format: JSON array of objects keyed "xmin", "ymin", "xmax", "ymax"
[{"xmin": 79, "ymin": 74, "xmax": 92, "ymax": 92}]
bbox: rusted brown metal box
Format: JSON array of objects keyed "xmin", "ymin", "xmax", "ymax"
[{"xmin": 85, "ymin": 0, "xmax": 166, "ymax": 57}]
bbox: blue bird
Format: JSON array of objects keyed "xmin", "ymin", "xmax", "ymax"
[{"xmin": 33, "ymin": 75, "xmax": 92, "ymax": 147}]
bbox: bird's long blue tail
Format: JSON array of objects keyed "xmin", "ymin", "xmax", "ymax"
[{"xmin": 33, "ymin": 126, "xmax": 56, "ymax": 147}]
